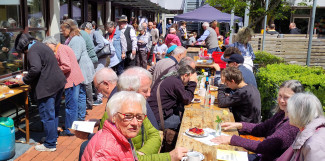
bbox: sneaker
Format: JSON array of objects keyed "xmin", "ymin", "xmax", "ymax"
[
  {"xmin": 40, "ymin": 137, "xmax": 58, "ymax": 145},
  {"xmin": 35, "ymin": 144, "xmax": 56, "ymax": 152},
  {"xmin": 93, "ymin": 100, "xmax": 102, "ymax": 106},
  {"xmin": 59, "ymin": 131, "xmax": 75, "ymax": 136}
]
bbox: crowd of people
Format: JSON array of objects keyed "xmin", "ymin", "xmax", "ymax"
[{"xmin": 12, "ymin": 15, "xmax": 325, "ymax": 161}]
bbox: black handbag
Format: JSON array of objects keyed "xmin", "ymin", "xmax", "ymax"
[{"xmin": 96, "ymin": 44, "xmax": 113, "ymax": 59}]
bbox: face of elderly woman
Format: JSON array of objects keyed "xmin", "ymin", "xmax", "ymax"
[
  {"xmin": 277, "ymin": 87, "xmax": 295, "ymax": 112},
  {"xmin": 61, "ymin": 26, "xmax": 70, "ymax": 38},
  {"xmin": 113, "ymin": 102, "xmax": 144, "ymax": 139}
]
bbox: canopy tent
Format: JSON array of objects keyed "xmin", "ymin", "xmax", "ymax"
[{"xmin": 174, "ymin": 4, "xmax": 242, "ymax": 23}]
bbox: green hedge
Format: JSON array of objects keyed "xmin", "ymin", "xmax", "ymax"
[
  {"xmin": 256, "ymin": 63, "xmax": 325, "ymax": 120},
  {"xmin": 254, "ymin": 51, "xmax": 284, "ymax": 68}
]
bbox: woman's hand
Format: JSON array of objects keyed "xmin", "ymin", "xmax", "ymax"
[
  {"xmin": 221, "ymin": 122, "xmax": 243, "ymax": 130},
  {"xmin": 170, "ymin": 147, "xmax": 188, "ymax": 161},
  {"xmin": 212, "ymin": 63, "xmax": 221, "ymax": 71},
  {"xmin": 210, "ymin": 135, "xmax": 232, "ymax": 145}
]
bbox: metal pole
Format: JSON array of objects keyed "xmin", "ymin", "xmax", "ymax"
[
  {"xmin": 229, "ymin": 8, "xmax": 235, "ymax": 44},
  {"xmin": 244, "ymin": 0, "xmax": 251, "ymax": 27},
  {"xmin": 307, "ymin": 0, "xmax": 317, "ymax": 66},
  {"xmin": 262, "ymin": 0, "xmax": 269, "ymax": 51}
]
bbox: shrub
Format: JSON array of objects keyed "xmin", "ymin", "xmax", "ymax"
[
  {"xmin": 257, "ymin": 63, "xmax": 325, "ymax": 120},
  {"xmin": 254, "ymin": 51, "xmax": 284, "ymax": 68}
]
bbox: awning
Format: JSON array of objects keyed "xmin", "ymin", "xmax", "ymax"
[
  {"xmin": 174, "ymin": 4, "xmax": 242, "ymax": 23},
  {"xmin": 111, "ymin": 0, "xmax": 169, "ymax": 13}
]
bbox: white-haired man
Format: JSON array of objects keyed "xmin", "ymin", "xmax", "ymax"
[
  {"xmin": 77, "ymin": 67, "xmax": 118, "ymax": 159},
  {"xmin": 196, "ymin": 22, "xmax": 220, "ymax": 53},
  {"xmin": 149, "ymin": 46, "xmax": 187, "ymax": 85}
]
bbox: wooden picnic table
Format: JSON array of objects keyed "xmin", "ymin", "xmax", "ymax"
[
  {"xmin": 176, "ymin": 88, "xmax": 247, "ymax": 161},
  {"xmin": 0, "ymin": 85, "xmax": 30, "ymax": 143}
]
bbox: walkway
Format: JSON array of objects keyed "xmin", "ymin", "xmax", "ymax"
[{"xmin": 15, "ymin": 98, "xmax": 107, "ymax": 161}]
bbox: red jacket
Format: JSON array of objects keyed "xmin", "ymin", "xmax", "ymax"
[
  {"xmin": 81, "ymin": 121, "xmax": 135, "ymax": 161},
  {"xmin": 165, "ymin": 34, "xmax": 181, "ymax": 47}
]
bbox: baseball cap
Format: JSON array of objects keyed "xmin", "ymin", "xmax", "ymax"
[
  {"xmin": 167, "ymin": 45, "xmax": 177, "ymax": 54},
  {"xmin": 223, "ymin": 54, "xmax": 244, "ymax": 64}
]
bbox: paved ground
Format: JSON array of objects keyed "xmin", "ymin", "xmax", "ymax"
[{"xmin": 14, "ymin": 97, "xmax": 107, "ymax": 161}]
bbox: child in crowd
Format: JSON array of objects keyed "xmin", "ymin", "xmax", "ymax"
[
  {"xmin": 188, "ymin": 32, "xmax": 197, "ymax": 46},
  {"xmin": 153, "ymin": 36, "xmax": 168, "ymax": 62},
  {"xmin": 218, "ymin": 35, "xmax": 225, "ymax": 51}
]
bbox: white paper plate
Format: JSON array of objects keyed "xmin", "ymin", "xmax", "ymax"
[
  {"xmin": 191, "ymin": 99, "xmax": 201, "ymax": 103},
  {"xmin": 185, "ymin": 129, "xmax": 208, "ymax": 138}
]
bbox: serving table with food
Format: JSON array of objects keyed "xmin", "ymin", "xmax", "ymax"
[
  {"xmin": 0, "ymin": 76, "xmax": 30, "ymax": 143},
  {"xmin": 176, "ymin": 85, "xmax": 248, "ymax": 161}
]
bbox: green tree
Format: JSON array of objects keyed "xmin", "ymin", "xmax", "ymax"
[{"xmin": 205, "ymin": 0, "xmax": 311, "ymax": 31}]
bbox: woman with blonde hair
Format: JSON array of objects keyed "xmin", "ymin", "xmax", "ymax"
[{"xmin": 227, "ymin": 27, "xmax": 255, "ymax": 72}]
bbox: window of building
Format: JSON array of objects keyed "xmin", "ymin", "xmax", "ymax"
[{"xmin": 0, "ymin": 0, "xmax": 21, "ymax": 28}]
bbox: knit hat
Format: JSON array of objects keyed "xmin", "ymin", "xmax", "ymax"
[{"xmin": 167, "ymin": 45, "xmax": 177, "ymax": 54}]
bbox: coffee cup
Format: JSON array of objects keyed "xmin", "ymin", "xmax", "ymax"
[{"xmin": 181, "ymin": 152, "xmax": 202, "ymax": 161}]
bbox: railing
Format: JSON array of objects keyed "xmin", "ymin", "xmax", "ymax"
[{"xmin": 249, "ymin": 34, "xmax": 325, "ymax": 68}]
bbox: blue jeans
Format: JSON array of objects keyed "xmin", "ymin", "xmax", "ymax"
[
  {"xmin": 208, "ymin": 47, "xmax": 221, "ymax": 54},
  {"xmin": 37, "ymin": 88, "xmax": 64, "ymax": 148},
  {"xmin": 64, "ymin": 84, "xmax": 80, "ymax": 134},
  {"xmin": 112, "ymin": 60, "xmax": 124, "ymax": 75},
  {"xmin": 78, "ymin": 84, "xmax": 86, "ymax": 121}
]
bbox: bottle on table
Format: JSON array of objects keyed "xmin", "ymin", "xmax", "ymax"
[
  {"xmin": 204, "ymin": 85, "xmax": 211, "ymax": 108},
  {"xmin": 205, "ymin": 76, "xmax": 209, "ymax": 90}
]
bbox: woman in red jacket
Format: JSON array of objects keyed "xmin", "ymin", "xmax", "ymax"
[{"xmin": 82, "ymin": 91, "xmax": 147, "ymax": 161}]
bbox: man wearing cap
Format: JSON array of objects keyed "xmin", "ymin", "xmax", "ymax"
[
  {"xmin": 214, "ymin": 47, "xmax": 257, "ymax": 88},
  {"xmin": 196, "ymin": 22, "xmax": 221, "ymax": 53},
  {"xmin": 118, "ymin": 15, "xmax": 137, "ymax": 68},
  {"xmin": 148, "ymin": 45, "xmax": 187, "ymax": 85}
]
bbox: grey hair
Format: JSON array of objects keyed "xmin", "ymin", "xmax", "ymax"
[
  {"xmin": 94, "ymin": 67, "xmax": 118, "ymax": 84},
  {"xmin": 287, "ymin": 92, "xmax": 324, "ymax": 129},
  {"xmin": 171, "ymin": 46, "xmax": 186, "ymax": 57},
  {"xmin": 80, "ymin": 22, "xmax": 93, "ymax": 30},
  {"xmin": 118, "ymin": 67, "xmax": 152, "ymax": 92},
  {"xmin": 163, "ymin": 64, "xmax": 195, "ymax": 79},
  {"xmin": 274, "ymin": 80, "xmax": 304, "ymax": 113},
  {"xmin": 106, "ymin": 21, "xmax": 116, "ymax": 29},
  {"xmin": 202, "ymin": 22, "xmax": 209, "ymax": 27},
  {"xmin": 106, "ymin": 91, "xmax": 147, "ymax": 119},
  {"xmin": 138, "ymin": 25, "xmax": 144, "ymax": 31},
  {"xmin": 42, "ymin": 36, "xmax": 59, "ymax": 45},
  {"xmin": 178, "ymin": 57, "xmax": 195, "ymax": 67}
]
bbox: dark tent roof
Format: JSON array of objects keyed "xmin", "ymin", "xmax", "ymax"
[{"xmin": 174, "ymin": 4, "xmax": 242, "ymax": 23}]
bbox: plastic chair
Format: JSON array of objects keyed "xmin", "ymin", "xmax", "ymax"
[{"xmin": 212, "ymin": 52, "xmax": 226, "ymax": 69}]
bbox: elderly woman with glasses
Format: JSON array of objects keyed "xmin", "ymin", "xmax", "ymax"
[
  {"xmin": 43, "ymin": 36, "xmax": 84, "ymax": 136},
  {"xmin": 81, "ymin": 91, "xmax": 147, "ymax": 161},
  {"xmin": 277, "ymin": 92, "xmax": 325, "ymax": 161},
  {"xmin": 212, "ymin": 80, "xmax": 303, "ymax": 161}
]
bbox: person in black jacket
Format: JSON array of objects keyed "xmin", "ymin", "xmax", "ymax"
[
  {"xmin": 15, "ymin": 33, "xmax": 66, "ymax": 152},
  {"xmin": 289, "ymin": 23, "xmax": 301, "ymax": 34}
]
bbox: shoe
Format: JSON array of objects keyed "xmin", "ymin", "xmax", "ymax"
[
  {"xmin": 93, "ymin": 100, "xmax": 102, "ymax": 106},
  {"xmin": 59, "ymin": 131, "xmax": 75, "ymax": 136},
  {"xmin": 35, "ymin": 144, "xmax": 56, "ymax": 152},
  {"xmin": 41, "ymin": 137, "xmax": 58, "ymax": 145}
]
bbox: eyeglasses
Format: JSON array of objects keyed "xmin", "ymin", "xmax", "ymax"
[
  {"xmin": 116, "ymin": 112, "xmax": 146, "ymax": 122},
  {"xmin": 94, "ymin": 81, "xmax": 104, "ymax": 92}
]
